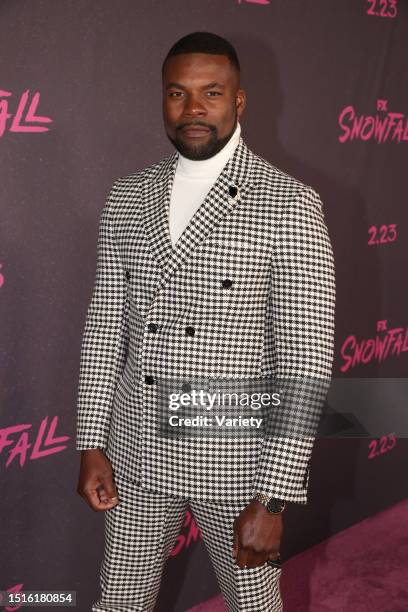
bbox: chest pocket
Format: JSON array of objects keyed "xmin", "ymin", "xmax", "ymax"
[{"xmin": 186, "ymin": 238, "xmax": 272, "ymax": 313}]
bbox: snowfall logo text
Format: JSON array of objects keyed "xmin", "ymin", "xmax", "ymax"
[
  {"xmin": 0, "ymin": 89, "xmax": 52, "ymax": 138},
  {"xmin": 340, "ymin": 320, "xmax": 408, "ymax": 372},
  {"xmin": 0, "ymin": 416, "xmax": 69, "ymax": 467},
  {"xmin": 338, "ymin": 100, "xmax": 408, "ymax": 143}
]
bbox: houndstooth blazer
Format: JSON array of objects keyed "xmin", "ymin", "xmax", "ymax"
[{"xmin": 75, "ymin": 134, "xmax": 336, "ymax": 504}]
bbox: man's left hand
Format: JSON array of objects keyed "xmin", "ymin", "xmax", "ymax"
[{"xmin": 232, "ymin": 499, "xmax": 283, "ymax": 569}]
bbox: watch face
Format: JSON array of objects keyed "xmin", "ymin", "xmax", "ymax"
[{"xmin": 267, "ymin": 498, "xmax": 285, "ymax": 513}]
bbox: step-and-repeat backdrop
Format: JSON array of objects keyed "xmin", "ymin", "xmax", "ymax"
[{"xmin": 1, "ymin": 1, "xmax": 407, "ymax": 610}]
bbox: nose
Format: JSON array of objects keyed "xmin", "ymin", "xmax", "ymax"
[{"xmin": 183, "ymin": 93, "xmax": 207, "ymax": 118}]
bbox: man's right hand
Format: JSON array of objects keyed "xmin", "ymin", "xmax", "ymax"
[{"xmin": 77, "ymin": 449, "xmax": 120, "ymax": 512}]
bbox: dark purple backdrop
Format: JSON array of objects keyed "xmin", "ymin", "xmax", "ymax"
[{"xmin": 1, "ymin": 1, "xmax": 407, "ymax": 610}]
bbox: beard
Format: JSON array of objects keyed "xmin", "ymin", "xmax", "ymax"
[{"xmin": 166, "ymin": 112, "xmax": 238, "ymax": 161}]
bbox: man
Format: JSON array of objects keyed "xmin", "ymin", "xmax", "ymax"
[{"xmin": 76, "ymin": 31, "xmax": 336, "ymax": 612}]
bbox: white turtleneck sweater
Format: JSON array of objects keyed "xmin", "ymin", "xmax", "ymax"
[{"xmin": 168, "ymin": 121, "xmax": 241, "ymax": 246}]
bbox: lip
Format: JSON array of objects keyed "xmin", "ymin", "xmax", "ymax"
[{"xmin": 182, "ymin": 127, "xmax": 211, "ymax": 138}]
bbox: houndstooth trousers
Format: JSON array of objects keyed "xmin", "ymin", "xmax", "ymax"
[{"xmin": 91, "ymin": 474, "xmax": 283, "ymax": 612}]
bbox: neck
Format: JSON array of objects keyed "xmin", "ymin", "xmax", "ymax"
[{"xmin": 176, "ymin": 121, "xmax": 241, "ymax": 179}]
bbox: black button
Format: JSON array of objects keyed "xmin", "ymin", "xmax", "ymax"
[
  {"xmin": 221, "ymin": 278, "xmax": 233, "ymax": 288},
  {"xmin": 181, "ymin": 382, "xmax": 191, "ymax": 393},
  {"xmin": 144, "ymin": 375, "xmax": 155, "ymax": 385},
  {"xmin": 228, "ymin": 185, "xmax": 238, "ymax": 198},
  {"xmin": 125, "ymin": 270, "xmax": 131, "ymax": 281},
  {"xmin": 147, "ymin": 323, "xmax": 158, "ymax": 332},
  {"xmin": 185, "ymin": 326, "xmax": 195, "ymax": 337}
]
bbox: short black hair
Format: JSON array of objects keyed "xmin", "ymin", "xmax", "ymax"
[{"xmin": 162, "ymin": 31, "xmax": 240, "ymax": 78}]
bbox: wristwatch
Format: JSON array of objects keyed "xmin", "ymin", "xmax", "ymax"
[{"xmin": 253, "ymin": 491, "xmax": 286, "ymax": 514}]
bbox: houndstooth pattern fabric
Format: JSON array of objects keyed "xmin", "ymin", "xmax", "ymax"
[
  {"xmin": 91, "ymin": 474, "xmax": 283, "ymax": 612},
  {"xmin": 75, "ymin": 135, "xmax": 336, "ymax": 504}
]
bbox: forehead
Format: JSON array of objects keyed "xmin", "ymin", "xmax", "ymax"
[{"xmin": 163, "ymin": 53, "xmax": 235, "ymax": 86}]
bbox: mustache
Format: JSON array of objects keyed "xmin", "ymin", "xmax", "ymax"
[{"xmin": 177, "ymin": 122, "xmax": 216, "ymax": 131}]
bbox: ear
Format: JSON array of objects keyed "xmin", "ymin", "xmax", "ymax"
[{"xmin": 236, "ymin": 88, "xmax": 246, "ymax": 120}]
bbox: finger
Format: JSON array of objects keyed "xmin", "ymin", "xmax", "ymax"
[
  {"xmin": 245, "ymin": 550, "xmax": 267, "ymax": 569},
  {"xmin": 83, "ymin": 487, "xmax": 118, "ymax": 512},
  {"xmin": 97, "ymin": 486, "xmax": 117, "ymax": 506},
  {"xmin": 82, "ymin": 478, "xmax": 119, "ymax": 511},
  {"xmin": 265, "ymin": 551, "xmax": 282, "ymax": 569},
  {"xmin": 236, "ymin": 547, "xmax": 250, "ymax": 569},
  {"xmin": 96, "ymin": 482, "xmax": 116, "ymax": 500},
  {"xmin": 267, "ymin": 549, "xmax": 281, "ymax": 561},
  {"xmin": 99, "ymin": 474, "xmax": 119, "ymax": 506}
]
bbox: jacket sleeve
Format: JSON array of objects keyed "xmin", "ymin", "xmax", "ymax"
[
  {"xmin": 252, "ymin": 186, "xmax": 336, "ymax": 503},
  {"xmin": 75, "ymin": 180, "xmax": 129, "ymax": 451}
]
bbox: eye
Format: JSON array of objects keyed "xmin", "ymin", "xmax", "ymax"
[{"xmin": 167, "ymin": 91, "xmax": 221, "ymax": 98}]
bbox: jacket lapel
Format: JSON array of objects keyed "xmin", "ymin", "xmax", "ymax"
[{"xmin": 141, "ymin": 135, "xmax": 254, "ymax": 291}]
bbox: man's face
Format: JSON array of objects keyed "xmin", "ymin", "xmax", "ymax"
[{"xmin": 162, "ymin": 53, "xmax": 246, "ymax": 160}]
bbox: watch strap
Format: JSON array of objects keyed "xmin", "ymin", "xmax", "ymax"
[{"xmin": 253, "ymin": 491, "xmax": 286, "ymax": 514}]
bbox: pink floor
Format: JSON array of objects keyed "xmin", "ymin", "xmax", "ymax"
[{"xmin": 187, "ymin": 498, "xmax": 408, "ymax": 611}]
